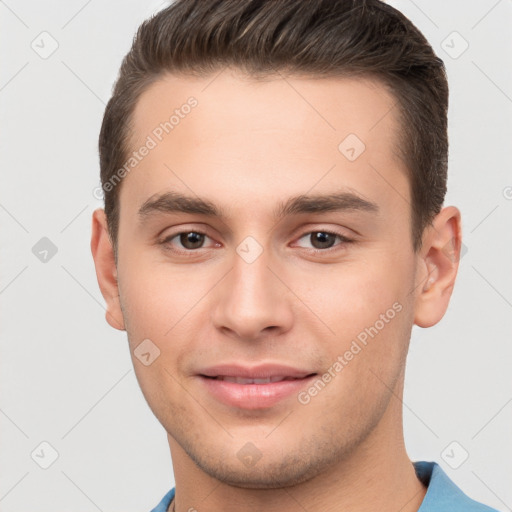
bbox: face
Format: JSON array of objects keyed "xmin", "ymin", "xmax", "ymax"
[{"xmin": 98, "ymin": 70, "xmax": 432, "ymax": 487}]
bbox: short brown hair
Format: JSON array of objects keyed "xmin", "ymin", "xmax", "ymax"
[{"xmin": 99, "ymin": 0, "xmax": 448, "ymax": 258}]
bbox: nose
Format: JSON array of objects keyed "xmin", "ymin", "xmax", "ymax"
[{"xmin": 211, "ymin": 247, "xmax": 294, "ymax": 341}]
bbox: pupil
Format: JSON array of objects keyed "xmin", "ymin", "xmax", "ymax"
[
  {"xmin": 312, "ymin": 232, "xmax": 335, "ymax": 249},
  {"xmin": 181, "ymin": 232, "xmax": 204, "ymax": 249}
]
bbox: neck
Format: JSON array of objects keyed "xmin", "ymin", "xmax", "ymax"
[{"xmin": 167, "ymin": 380, "xmax": 426, "ymax": 512}]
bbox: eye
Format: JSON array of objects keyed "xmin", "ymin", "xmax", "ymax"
[
  {"xmin": 294, "ymin": 230, "xmax": 354, "ymax": 252},
  {"xmin": 159, "ymin": 228, "xmax": 354, "ymax": 256},
  {"xmin": 160, "ymin": 231, "xmax": 218, "ymax": 253}
]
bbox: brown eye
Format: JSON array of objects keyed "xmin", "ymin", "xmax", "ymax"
[
  {"xmin": 160, "ymin": 230, "xmax": 214, "ymax": 253},
  {"xmin": 178, "ymin": 232, "xmax": 205, "ymax": 250},
  {"xmin": 309, "ymin": 232, "xmax": 337, "ymax": 250},
  {"xmin": 295, "ymin": 230, "xmax": 353, "ymax": 252}
]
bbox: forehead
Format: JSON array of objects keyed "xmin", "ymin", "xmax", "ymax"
[
  {"xmin": 120, "ymin": 69, "xmax": 407, "ymax": 223},
  {"xmin": 130, "ymin": 69, "xmax": 401, "ymax": 152}
]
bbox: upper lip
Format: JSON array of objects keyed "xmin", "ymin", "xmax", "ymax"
[{"xmin": 198, "ymin": 363, "xmax": 316, "ymax": 379}]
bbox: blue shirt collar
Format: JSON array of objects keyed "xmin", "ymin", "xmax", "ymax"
[{"xmin": 414, "ymin": 461, "xmax": 497, "ymax": 511}]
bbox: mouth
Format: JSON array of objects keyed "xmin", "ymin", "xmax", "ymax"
[
  {"xmin": 196, "ymin": 365, "xmax": 318, "ymax": 409},
  {"xmin": 201, "ymin": 375, "xmax": 315, "ymax": 384}
]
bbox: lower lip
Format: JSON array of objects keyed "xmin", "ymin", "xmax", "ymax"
[{"xmin": 198, "ymin": 375, "xmax": 316, "ymax": 409}]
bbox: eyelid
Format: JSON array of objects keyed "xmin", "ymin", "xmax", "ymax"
[
  {"xmin": 159, "ymin": 229, "xmax": 217, "ymax": 251},
  {"xmin": 292, "ymin": 229, "xmax": 355, "ymax": 251}
]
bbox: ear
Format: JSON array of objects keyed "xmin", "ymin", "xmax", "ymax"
[
  {"xmin": 90, "ymin": 208, "xmax": 125, "ymax": 331},
  {"xmin": 413, "ymin": 206, "xmax": 462, "ymax": 328}
]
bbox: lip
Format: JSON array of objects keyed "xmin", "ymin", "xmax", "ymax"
[
  {"xmin": 197, "ymin": 363, "xmax": 314, "ymax": 379},
  {"xmin": 196, "ymin": 363, "xmax": 317, "ymax": 409}
]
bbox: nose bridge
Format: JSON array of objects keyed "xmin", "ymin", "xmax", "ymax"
[
  {"xmin": 233, "ymin": 247, "xmax": 272, "ymax": 303},
  {"xmin": 212, "ymin": 240, "xmax": 293, "ymax": 339}
]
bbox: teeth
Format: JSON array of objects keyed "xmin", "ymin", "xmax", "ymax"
[{"xmin": 216, "ymin": 376, "xmax": 293, "ymax": 384}]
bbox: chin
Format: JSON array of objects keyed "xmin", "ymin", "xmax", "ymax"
[{"xmin": 183, "ymin": 440, "xmax": 340, "ymax": 490}]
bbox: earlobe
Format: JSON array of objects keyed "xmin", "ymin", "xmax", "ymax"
[
  {"xmin": 90, "ymin": 208, "xmax": 125, "ymax": 331},
  {"xmin": 413, "ymin": 206, "xmax": 462, "ymax": 328}
]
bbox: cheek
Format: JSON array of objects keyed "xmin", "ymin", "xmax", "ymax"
[
  {"xmin": 295, "ymin": 253, "xmax": 415, "ymax": 392},
  {"xmin": 117, "ymin": 250, "xmax": 210, "ymax": 339},
  {"xmin": 297, "ymin": 254, "xmax": 412, "ymax": 335}
]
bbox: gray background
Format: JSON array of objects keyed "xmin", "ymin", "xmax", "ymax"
[{"xmin": 1, "ymin": 0, "xmax": 511, "ymax": 511}]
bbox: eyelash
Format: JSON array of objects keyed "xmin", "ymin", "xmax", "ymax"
[{"xmin": 159, "ymin": 229, "xmax": 354, "ymax": 256}]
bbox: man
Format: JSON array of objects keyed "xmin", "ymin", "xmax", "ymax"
[{"xmin": 90, "ymin": 1, "xmax": 499, "ymax": 511}]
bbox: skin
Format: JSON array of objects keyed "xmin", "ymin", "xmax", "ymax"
[{"xmin": 91, "ymin": 68, "xmax": 461, "ymax": 512}]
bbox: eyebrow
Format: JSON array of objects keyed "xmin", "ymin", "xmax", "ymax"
[{"xmin": 137, "ymin": 190, "xmax": 379, "ymax": 223}]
